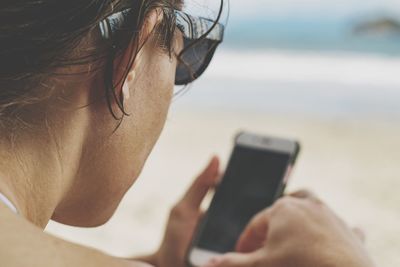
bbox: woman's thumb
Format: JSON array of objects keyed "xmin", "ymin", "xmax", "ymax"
[{"xmin": 202, "ymin": 252, "xmax": 261, "ymax": 267}]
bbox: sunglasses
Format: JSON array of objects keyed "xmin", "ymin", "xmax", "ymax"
[{"xmin": 99, "ymin": 8, "xmax": 225, "ymax": 85}]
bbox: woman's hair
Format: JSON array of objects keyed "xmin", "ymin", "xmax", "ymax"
[{"xmin": 0, "ymin": 0, "xmax": 181, "ymax": 130}]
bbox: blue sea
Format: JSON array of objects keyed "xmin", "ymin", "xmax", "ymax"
[
  {"xmin": 225, "ymin": 17, "xmax": 400, "ymax": 56},
  {"xmin": 186, "ymin": 0, "xmax": 400, "ymax": 55},
  {"xmin": 175, "ymin": 2, "xmax": 400, "ymax": 120}
]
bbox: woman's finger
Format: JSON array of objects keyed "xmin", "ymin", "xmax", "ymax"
[
  {"xmin": 235, "ymin": 208, "xmax": 272, "ymax": 253},
  {"xmin": 203, "ymin": 252, "xmax": 263, "ymax": 267},
  {"xmin": 179, "ymin": 156, "xmax": 220, "ymax": 210}
]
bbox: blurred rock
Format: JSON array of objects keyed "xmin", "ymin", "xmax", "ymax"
[{"xmin": 353, "ymin": 17, "xmax": 400, "ymax": 38}]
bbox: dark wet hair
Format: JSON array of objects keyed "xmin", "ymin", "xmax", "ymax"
[{"xmin": 0, "ymin": 0, "xmax": 184, "ymax": 129}]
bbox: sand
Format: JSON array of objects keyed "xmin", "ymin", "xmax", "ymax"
[{"xmin": 46, "ymin": 106, "xmax": 400, "ymax": 267}]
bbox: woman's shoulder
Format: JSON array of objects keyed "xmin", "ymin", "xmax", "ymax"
[{"xmin": 0, "ymin": 205, "xmax": 149, "ymax": 267}]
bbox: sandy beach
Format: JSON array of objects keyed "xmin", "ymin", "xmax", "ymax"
[{"xmin": 46, "ymin": 105, "xmax": 400, "ymax": 267}]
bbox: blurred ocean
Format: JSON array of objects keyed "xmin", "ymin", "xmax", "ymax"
[
  {"xmin": 177, "ymin": 0, "xmax": 400, "ymax": 120},
  {"xmin": 225, "ymin": 17, "xmax": 400, "ymax": 55}
]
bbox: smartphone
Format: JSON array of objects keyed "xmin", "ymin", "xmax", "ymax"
[{"xmin": 187, "ymin": 132, "xmax": 300, "ymax": 267}]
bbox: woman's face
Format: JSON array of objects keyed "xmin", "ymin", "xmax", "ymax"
[{"xmin": 52, "ymin": 12, "xmax": 182, "ymax": 227}]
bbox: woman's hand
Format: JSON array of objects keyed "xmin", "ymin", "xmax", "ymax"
[
  {"xmin": 204, "ymin": 190, "xmax": 376, "ymax": 267},
  {"xmin": 148, "ymin": 157, "xmax": 220, "ymax": 267}
]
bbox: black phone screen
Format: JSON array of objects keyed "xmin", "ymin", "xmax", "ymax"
[{"xmin": 195, "ymin": 145, "xmax": 292, "ymax": 253}]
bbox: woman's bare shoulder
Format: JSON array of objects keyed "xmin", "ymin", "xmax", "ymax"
[{"xmin": 0, "ymin": 205, "xmax": 150, "ymax": 267}]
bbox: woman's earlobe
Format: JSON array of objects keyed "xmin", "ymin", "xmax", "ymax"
[
  {"xmin": 122, "ymin": 80, "xmax": 130, "ymax": 101},
  {"xmin": 122, "ymin": 67, "xmax": 138, "ymax": 101}
]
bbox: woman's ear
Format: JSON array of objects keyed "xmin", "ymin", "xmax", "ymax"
[{"xmin": 113, "ymin": 8, "xmax": 164, "ymax": 102}]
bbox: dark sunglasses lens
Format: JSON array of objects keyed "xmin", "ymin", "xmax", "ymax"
[{"xmin": 175, "ymin": 38, "xmax": 219, "ymax": 85}]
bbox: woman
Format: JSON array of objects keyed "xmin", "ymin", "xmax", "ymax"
[{"xmin": 0, "ymin": 1, "xmax": 376, "ymax": 266}]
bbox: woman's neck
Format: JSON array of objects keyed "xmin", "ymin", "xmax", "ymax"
[
  {"xmin": 0, "ymin": 80, "xmax": 94, "ymax": 228},
  {"xmin": 0, "ymin": 118, "xmax": 88, "ymax": 228},
  {"xmin": 0, "ymin": 138, "xmax": 64, "ymax": 227}
]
